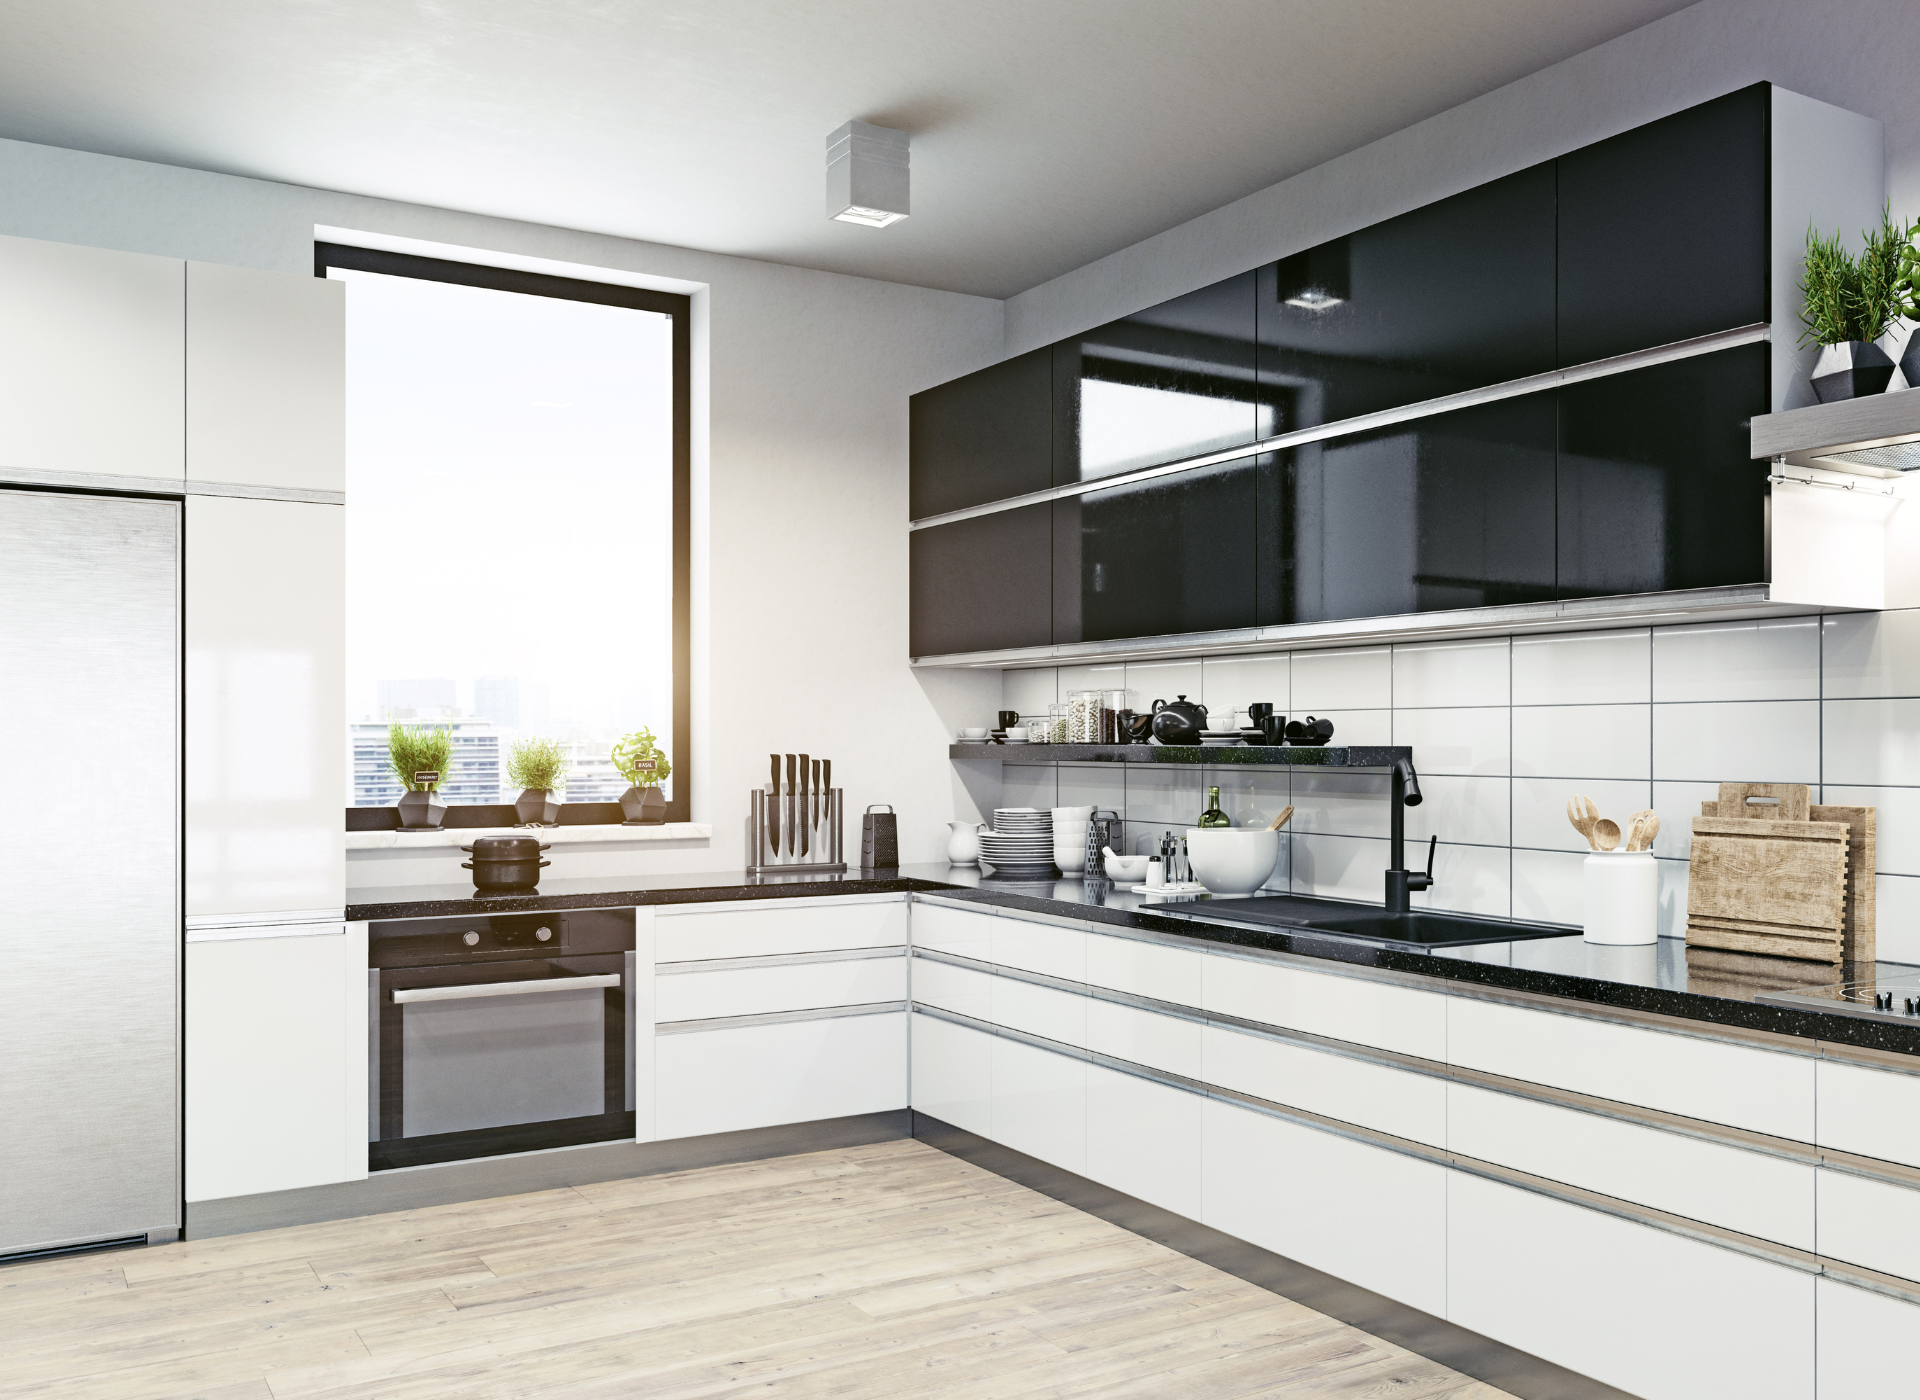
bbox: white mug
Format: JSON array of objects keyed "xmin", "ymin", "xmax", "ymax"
[{"xmin": 1005, "ymin": 727, "xmax": 1029, "ymax": 740}]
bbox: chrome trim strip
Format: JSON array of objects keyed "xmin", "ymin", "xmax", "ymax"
[
  {"xmin": 653, "ymin": 891, "xmax": 907, "ymax": 917},
  {"xmin": 0, "ymin": 464, "xmax": 344, "ymax": 505},
  {"xmin": 909, "ymin": 323, "xmax": 1770, "ymax": 533},
  {"xmin": 654, "ymin": 1000, "xmax": 907, "ymax": 1035},
  {"xmin": 395, "ymin": 973, "xmax": 621, "ymax": 1004},
  {"xmin": 185, "ymin": 908, "xmax": 348, "ymax": 943},
  {"xmin": 656, "ymin": 946, "xmax": 907, "ymax": 975}
]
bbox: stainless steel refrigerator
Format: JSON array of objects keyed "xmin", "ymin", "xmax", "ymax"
[{"xmin": 0, "ymin": 487, "xmax": 181, "ymax": 1258}]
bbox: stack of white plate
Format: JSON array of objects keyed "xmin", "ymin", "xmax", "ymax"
[
  {"xmin": 1198, "ymin": 730, "xmax": 1244, "ymax": 747},
  {"xmin": 1052, "ymin": 804, "xmax": 1094, "ymax": 872},
  {"xmin": 978, "ymin": 808, "xmax": 1056, "ymax": 876}
]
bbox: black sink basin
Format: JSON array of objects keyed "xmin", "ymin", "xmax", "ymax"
[{"xmin": 1157, "ymin": 897, "xmax": 1576, "ymax": 949}]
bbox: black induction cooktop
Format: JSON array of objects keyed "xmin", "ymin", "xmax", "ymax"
[{"xmin": 1152, "ymin": 894, "xmax": 1579, "ymax": 950}]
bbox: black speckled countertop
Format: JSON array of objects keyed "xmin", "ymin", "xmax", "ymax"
[{"xmin": 347, "ymin": 863, "xmax": 1920, "ymax": 1057}]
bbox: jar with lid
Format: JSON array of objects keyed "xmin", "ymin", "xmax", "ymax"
[
  {"xmin": 1101, "ymin": 688, "xmax": 1132, "ymax": 744},
  {"xmin": 1066, "ymin": 690, "xmax": 1104, "ymax": 743}
]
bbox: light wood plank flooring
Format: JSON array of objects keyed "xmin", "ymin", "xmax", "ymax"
[{"xmin": 0, "ymin": 1139, "xmax": 1514, "ymax": 1400}]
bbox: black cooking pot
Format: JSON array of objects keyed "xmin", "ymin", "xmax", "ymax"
[{"xmin": 460, "ymin": 835, "xmax": 552, "ymax": 893}]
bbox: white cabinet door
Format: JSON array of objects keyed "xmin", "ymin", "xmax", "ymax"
[
  {"xmin": 1817, "ymin": 1059, "xmax": 1920, "ymax": 1169},
  {"xmin": 656, "ymin": 899, "xmax": 906, "ymax": 961},
  {"xmin": 990, "ymin": 915, "xmax": 1085, "ymax": 981},
  {"xmin": 1447, "ymin": 1170, "xmax": 1814, "ymax": 1400},
  {"xmin": 185, "ymin": 496, "xmax": 344, "ymax": 918},
  {"xmin": 910, "ymin": 1012, "xmax": 992, "ymax": 1136},
  {"xmin": 185, "ymin": 925, "xmax": 366, "ymax": 1201},
  {"xmin": 654, "ymin": 955, "xmax": 905, "ymax": 1022},
  {"xmin": 0, "ymin": 232, "xmax": 184, "ymax": 480},
  {"xmin": 1448, "ymin": 997, "xmax": 1816, "ymax": 1141},
  {"xmin": 1201, "ymin": 1025, "xmax": 1445, "ymax": 1147},
  {"xmin": 1201, "ymin": 953, "xmax": 1446, "ymax": 1060},
  {"xmin": 1086, "ymin": 997, "xmax": 1203, "ymax": 1079},
  {"xmin": 187, "ymin": 262, "xmax": 344, "ymax": 492},
  {"xmin": 654, "ymin": 1012, "xmax": 906, "ymax": 1140},
  {"xmin": 992, "ymin": 1036, "xmax": 1086, "ymax": 1175},
  {"xmin": 1816, "ymin": 1277, "xmax": 1920, "ymax": 1397},
  {"xmin": 911, "ymin": 956, "xmax": 994, "ymax": 1020},
  {"xmin": 990, "ymin": 976, "xmax": 1087, "ymax": 1048},
  {"xmin": 1085, "ymin": 930, "xmax": 1205, "ymax": 1005},
  {"xmin": 1816, "ymin": 1168, "xmax": 1920, "ymax": 1285},
  {"xmin": 1201, "ymin": 1098, "xmax": 1447, "ymax": 1317},
  {"xmin": 910, "ymin": 901, "xmax": 997, "ymax": 959},
  {"xmin": 1085, "ymin": 1064, "xmax": 1202, "ymax": 1219}
]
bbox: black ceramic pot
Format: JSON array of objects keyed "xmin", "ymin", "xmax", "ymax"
[
  {"xmin": 514, "ymin": 788, "xmax": 561, "ymax": 825},
  {"xmin": 1149, "ymin": 694, "xmax": 1209, "ymax": 745},
  {"xmin": 621, "ymin": 785, "xmax": 668, "ymax": 825},
  {"xmin": 460, "ymin": 835, "xmax": 552, "ymax": 893},
  {"xmin": 1811, "ymin": 340, "xmax": 1895, "ymax": 402},
  {"xmin": 397, "ymin": 788, "xmax": 447, "ymax": 830}
]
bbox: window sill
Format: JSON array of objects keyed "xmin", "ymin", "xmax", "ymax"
[{"xmin": 346, "ymin": 822, "xmax": 712, "ymax": 851}]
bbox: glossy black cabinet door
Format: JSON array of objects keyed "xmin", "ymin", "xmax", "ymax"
[
  {"xmin": 1256, "ymin": 394, "xmax": 1557, "ymax": 625},
  {"xmin": 1052, "ymin": 272, "xmax": 1260, "ymax": 487},
  {"xmin": 909, "ymin": 503, "xmax": 1053, "ymax": 656},
  {"xmin": 1557, "ymin": 341, "xmax": 1769, "ymax": 599},
  {"xmin": 1054, "ymin": 462, "xmax": 1256, "ymax": 644},
  {"xmin": 1557, "ymin": 84, "xmax": 1770, "ymax": 366},
  {"xmin": 1254, "ymin": 163, "xmax": 1556, "ymax": 432},
  {"xmin": 908, "ymin": 347, "xmax": 1052, "ymax": 519}
]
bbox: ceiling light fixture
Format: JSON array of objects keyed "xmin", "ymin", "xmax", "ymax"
[{"xmin": 826, "ymin": 120, "xmax": 909, "ymax": 228}]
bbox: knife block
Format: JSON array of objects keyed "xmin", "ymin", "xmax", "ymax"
[{"xmin": 747, "ymin": 786, "xmax": 845, "ymax": 876}]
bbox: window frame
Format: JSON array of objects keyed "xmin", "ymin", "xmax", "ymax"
[{"xmin": 317, "ymin": 242, "xmax": 692, "ymax": 825}]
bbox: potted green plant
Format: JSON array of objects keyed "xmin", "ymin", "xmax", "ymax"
[
  {"xmin": 1800, "ymin": 209, "xmax": 1907, "ymax": 401},
  {"xmin": 1891, "ymin": 218, "xmax": 1920, "ymax": 391},
  {"xmin": 506, "ymin": 736, "xmax": 571, "ymax": 826},
  {"xmin": 388, "ymin": 721, "xmax": 454, "ymax": 829},
  {"xmin": 611, "ymin": 727, "xmax": 671, "ymax": 825}
]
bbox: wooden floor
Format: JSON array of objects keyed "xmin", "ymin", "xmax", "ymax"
[{"xmin": 0, "ymin": 1140, "xmax": 1514, "ymax": 1400}]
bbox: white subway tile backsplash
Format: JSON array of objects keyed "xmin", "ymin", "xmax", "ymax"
[
  {"xmin": 1512, "ymin": 629, "xmax": 1650, "ymax": 706},
  {"xmin": 1058, "ymin": 662, "xmax": 1127, "ymax": 697},
  {"xmin": 1056, "ymin": 764, "xmax": 1124, "ymax": 818},
  {"xmin": 1657, "ymin": 858, "xmax": 1689, "ymax": 941},
  {"xmin": 1821, "ymin": 786, "xmax": 1920, "ymax": 875},
  {"xmin": 999, "ymin": 764, "xmax": 1059, "ymax": 813},
  {"xmin": 1292, "ymin": 646, "xmax": 1391, "ymax": 710},
  {"xmin": 1201, "ymin": 654, "xmax": 1290, "ymax": 726},
  {"xmin": 1512, "ymin": 847, "xmax": 1585, "ymax": 926},
  {"xmin": 1127, "ymin": 659, "xmax": 1205, "ymax": 713},
  {"xmin": 1824, "ymin": 699, "xmax": 1920, "ymax": 787},
  {"xmin": 1650, "ymin": 780, "xmax": 1723, "ymax": 860},
  {"xmin": 1393, "ymin": 639, "xmax": 1509, "ymax": 708},
  {"xmin": 1413, "ymin": 843, "xmax": 1511, "ymax": 918},
  {"xmin": 1823, "ymin": 610, "xmax": 1920, "ymax": 700},
  {"xmin": 1292, "ymin": 770, "xmax": 1393, "ymax": 839},
  {"xmin": 1002, "ymin": 667, "xmax": 1058, "ymax": 716},
  {"xmin": 1875, "ymin": 874, "xmax": 1920, "ymax": 966},
  {"xmin": 1652, "ymin": 700, "xmax": 1820, "ymax": 785},
  {"xmin": 1124, "ymin": 764, "xmax": 1204, "ymax": 827},
  {"xmin": 1394, "ymin": 706, "xmax": 1509, "ymax": 776},
  {"xmin": 1204, "ymin": 765, "xmax": 1291, "ymax": 831},
  {"xmin": 1305, "ymin": 709, "xmax": 1392, "ymax": 747},
  {"xmin": 1513, "ymin": 777, "xmax": 1651, "ymax": 854},
  {"xmin": 1651, "ymin": 618, "xmax": 1820, "ymax": 703},
  {"xmin": 1511, "ymin": 704, "xmax": 1648, "ymax": 780},
  {"xmin": 1408, "ymin": 774, "xmax": 1512, "ymax": 849},
  {"xmin": 1290, "ymin": 832, "xmax": 1388, "ymax": 903}
]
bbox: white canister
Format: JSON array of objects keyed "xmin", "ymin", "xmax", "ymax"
[
  {"xmin": 945, "ymin": 820, "xmax": 984, "ymax": 866},
  {"xmin": 1583, "ymin": 851, "xmax": 1657, "ymax": 945}
]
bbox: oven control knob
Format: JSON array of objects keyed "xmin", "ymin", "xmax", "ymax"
[
  {"xmin": 536, "ymin": 927, "xmax": 553, "ymax": 942},
  {"xmin": 463, "ymin": 932, "xmax": 480, "ymax": 946}
]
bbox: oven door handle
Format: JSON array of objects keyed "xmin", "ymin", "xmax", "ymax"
[{"xmin": 393, "ymin": 973, "xmax": 622, "ymax": 1004}]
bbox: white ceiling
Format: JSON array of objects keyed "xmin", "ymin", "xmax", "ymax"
[{"xmin": 0, "ymin": 0, "xmax": 1699, "ymax": 299}]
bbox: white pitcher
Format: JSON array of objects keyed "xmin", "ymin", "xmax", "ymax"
[{"xmin": 946, "ymin": 820, "xmax": 985, "ymax": 866}]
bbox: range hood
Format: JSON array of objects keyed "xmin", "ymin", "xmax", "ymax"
[{"xmin": 1752, "ymin": 389, "xmax": 1920, "ymax": 475}]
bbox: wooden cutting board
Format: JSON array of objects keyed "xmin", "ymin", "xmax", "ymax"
[
  {"xmin": 1686, "ymin": 814, "xmax": 1848, "ymax": 963},
  {"xmin": 1694, "ymin": 783, "xmax": 1876, "ymax": 964}
]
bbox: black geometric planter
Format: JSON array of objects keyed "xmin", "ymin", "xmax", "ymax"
[
  {"xmin": 1811, "ymin": 340, "xmax": 1896, "ymax": 402},
  {"xmin": 396, "ymin": 788, "xmax": 447, "ymax": 830},
  {"xmin": 1894, "ymin": 330, "xmax": 1920, "ymax": 393},
  {"xmin": 514, "ymin": 788, "xmax": 561, "ymax": 826},
  {"xmin": 621, "ymin": 785, "xmax": 668, "ymax": 825}
]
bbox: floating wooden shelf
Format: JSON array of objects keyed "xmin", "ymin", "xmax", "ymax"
[{"xmin": 949, "ymin": 743, "xmax": 1411, "ymax": 768}]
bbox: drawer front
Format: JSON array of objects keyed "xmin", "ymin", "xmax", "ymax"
[
  {"xmin": 1201, "ymin": 1025, "xmax": 1445, "ymax": 1147},
  {"xmin": 910, "ymin": 1012, "xmax": 992, "ymax": 1136},
  {"xmin": 1817, "ymin": 1168, "xmax": 1920, "ymax": 1285},
  {"xmin": 1817, "ymin": 1059, "xmax": 1920, "ymax": 1169},
  {"xmin": 1086, "ymin": 998, "xmax": 1203, "ymax": 1079},
  {"xmin": 1085, "ymin": 930, "xmax": 1205, "ymax": 1005},
  {"xmin": 1447, "ymin": 1082, "xmax": 1815, "ymax": 1250},
  {"xmin": 910, "ymin": 901, "xmax": 997, "ymax": 959},
  {"xmin": 1447, "ymin": 997, "xmax": 1815, "ymax": 1141},
  {"xmin": 910, "ymin": 957, "xmax": 995, "ymax": 1020},
  {"xmin": 654, "ymin": 955, "xmax": 904, "ymax": 1023},
  {"xmin": 991, "ymin": 916, "xmax": 1086, "ymax": 981},
  {"xmin": 990, "ymin": 976, "xmax": 1087, "ymax": 1048},
  {"xmin": 1085, "ymin": 1062, "xmax": 1202, "ymax": 1220},
  {"xmin": 655, "ymin": 899, "xmax": 906, "ymax": 962},
  {"xmin": 992, "ymin": 1035, "xmax": 1087, "ymax": 1175},
  {"xmin": 1817, "ymin": 1276, "xmax": 1920, "ymax": 1397},
  {"xmin": 654, "ymin": 1011, "xmax": 906, "ymax": 1139},
  {"xmin": 1201, "ymin": 953, "xmax": 1447, "ymax": 1060}
]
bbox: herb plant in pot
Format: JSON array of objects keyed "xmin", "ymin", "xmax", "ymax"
[
  {"xmin": 611, "ymin": 727, "xmax": 671, "ymax": 825},
  {"xmin": 1800, "ymin": 211, "xmax": 1907, "ymax": 401},
  {"xmin": 506, "ymin": 737, "xmax": 571, "ymax": 827},
  {"xmin": 388, "ymin": 721, "xmax": 453, "ymax": 830}
]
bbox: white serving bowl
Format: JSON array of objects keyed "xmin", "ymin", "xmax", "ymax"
[
  {"xmin": 1103, "ymin": 852, "xmax": 1151, "ymax": 882},
  {"xmin": 959, "ymin": 727, "xmax": 988, "ymax": 740},
  {"xmin": 1185, "ymin": 827, "xmax": 1281, "ymax": 895}
]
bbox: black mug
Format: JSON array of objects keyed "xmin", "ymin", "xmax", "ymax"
[
  {"xmin": 997, "ymin": 710, "xmax": 1021, "ymax": 731},
  {"xmin": 1260, "ymin": 713, "xmax": 1288, "ymax": 746},
  {"xmin": 1248, "ymin": 702, "xmax": 1274, "ymax": 723}
]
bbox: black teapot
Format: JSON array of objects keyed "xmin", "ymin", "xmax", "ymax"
[{"xmin": 1149, "ymin": 694, "xmax": 1209, "ymax": 745}]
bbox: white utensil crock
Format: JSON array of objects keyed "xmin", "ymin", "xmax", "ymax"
[
  {"xmin": 946, "ymin": 820, "xmax": 984, "ymax": 865},
  {"xmin": 1583, "ymin": 851, "xmax": 1657, "ymax": 945}
]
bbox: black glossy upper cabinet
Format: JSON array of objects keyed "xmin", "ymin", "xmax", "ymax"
[
  {"xmin": 1557, "ymin": 84, "xmax": 1770, "ymax": 367},
  {"xmin": 909, "ymin": 347, "xmax": 1052, "ymax": 519},
  {"xmin": 1254, "ymin": 164, "xmax": 1556, "ymax": 430},
  {"xmin": 909, "ymin": 503, "xmax": 1053, "ymax": 657},
  {"xmin": 1052, "ymin": 272, "xmax": 1260, "ymax": 487}
]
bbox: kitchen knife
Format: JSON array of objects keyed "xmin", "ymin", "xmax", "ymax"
[
  {"xmin": 786, "ymin": 755, "xmax": 797, "ymax": 857},
  {"xmin": 811, "ymin": 758, "xmax": 822, "ymax": 848},
  {"xmin": 799, "ymin": 753, "xmax": 811, "ymax": 858},
  {"xmin": 769, "ymin": 754, "xmax": 781, "ymax": 856},
  {"xmin": 820, "ymin": 758, "xmax": 831, "ymax": 853}
]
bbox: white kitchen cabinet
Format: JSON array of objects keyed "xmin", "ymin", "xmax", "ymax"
[
  {"xmin": 991, "ymin": 1036, "xmax": 1087, "ymax": 1175},
  {"xmin": 1447, "ymin": 1081, "xmax": 1815, "ymax": 1249},
  {"xmin": 185, "ymin": 495, "xmax": 344, "ymax": 918},
  {"xmin": 910, "ymin": 900, "xmax": 997, "ymax": 960},
  {"xmin": 1447, "ymin": 997, "xmax": 1816, "ymax": 1141},
  {"xmin": 990, "ymin": 975, "xmax": 1087, "ymax": 1048},
  {"xmin": 1086, "ymin": 997, "xmax": 1202, "ymax": 1079},
  {"xmin": 1084, "ymin": 1063, "xmax": 1202, "ymax": 1219},
  {"xmin": 1816, "ymin": 1277, "xmax": 1920, "ymax": 1396},
  {"xmin": 0, "ymin": 232, "xmax": 185, "ymax": 480},
  {"xmin": 1201, "ymin": 1025, "xmax": 1445, "ymax": 1147},
  {"xmin": 653, "ymin": 1011, "xmax": 906, "ymax": 1140},
  {"xmin": 1447, "ymin": 1170, "xmax": 1814, "ymax": 1400},
  {"xmin": 1201, "ymin": 1098, "xmax": 1447, "ymax": 1317},
  {"xmin": 1084, "ymin": 929, "xmax": 1205, "ymax": 1005},
  {"xmin": 1817, "ymin": 1059, "xmax": 1920, "ymax": 1169},
  {"xmin": 1201, "ymin": 952, "xmax": 1447, "ymax": 1060},
  {"xmin": 910, "ymin": 955, "xmax": 994, "ymax": 1020},
  {"xmin": 655, "ymin": 897, "xmax": 906, "ymax": 962},
  {"xmin": 185, "ymin": 924, "xmax": 366, "ymax": 1201},
  {"xmin": 186, "ymin": 261, "xmax": 345, "ymax": 492},
  {"xmin": 989, "ymin": 913, "xmax": 1085, "ymax": 981},
  {"xmin": 1816, "ymin": 1168, "xmax": 1920, "ymax": 1285},
  {"xmin": 653, "ymin": 953, "xmax": 905, "ymax": 1023},
  {"xmin": 910, "ymin": 1012, "xmax": 993, "ymax": 1136}
]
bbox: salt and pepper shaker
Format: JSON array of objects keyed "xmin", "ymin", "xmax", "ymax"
[{"xmin": 1147, "ymin": 855, "xmax": 1164, "ymax": 888}]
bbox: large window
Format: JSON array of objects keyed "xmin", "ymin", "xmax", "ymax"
[{"xmin": 319, "ymin": 245, "xmax": 690, "ymax": 820}]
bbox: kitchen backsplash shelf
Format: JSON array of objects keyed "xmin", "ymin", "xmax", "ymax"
[{"xmin": 950, "ymin": 743, "xmax": 1410, "ymax": 767}]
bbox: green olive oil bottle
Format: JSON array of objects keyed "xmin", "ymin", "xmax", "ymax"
[{"xmin": 1198, "ymin": 785, "xmax": 1230, "ymax": 828}]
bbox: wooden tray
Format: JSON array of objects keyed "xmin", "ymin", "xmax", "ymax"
[{"xmin": 1686, "ymin": 814, "xmax": 1848, "ymax": 963}]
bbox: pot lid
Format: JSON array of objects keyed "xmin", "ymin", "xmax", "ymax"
[{"xmin": 460, "ymin": 835, "xmax": 552, "ymax": 857}]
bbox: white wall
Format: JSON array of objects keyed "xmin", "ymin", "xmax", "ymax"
[
  {"xmin": 1002, "ymin": 0, "xmax": 1920, "ymax": 356},
  {"xmin": 0, "ymin": 136, "xmax": 1005, "ymax": 887}
]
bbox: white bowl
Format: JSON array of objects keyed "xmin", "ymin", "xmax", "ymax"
[
  {"xmin": 1103, "ymin": 852, "xmax": 1151, "ymax": 881},
  {"xmin": 1005, "ymin": 728, "xmax": 1029, "ymax": 740},
  {"xmin": 959, "ymin": 727, "xmax": 988, "ymax": 739},
  {"xmin": 1185, "ymin": 827, "xmax": 1281, "ymax": 895},
  {"xmin": 1051, "ymin": 805, "xmax": 1095, "ymax": 822}
]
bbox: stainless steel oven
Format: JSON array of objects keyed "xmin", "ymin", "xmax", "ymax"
[{"xmin": 368, "ymin": 908, "xmax": 636, "ymax": 1171}]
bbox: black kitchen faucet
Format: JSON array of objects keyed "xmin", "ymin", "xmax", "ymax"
[{"xmin": 1385, "ymin": 755, "xmax": 1436, "ymax": 913}]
